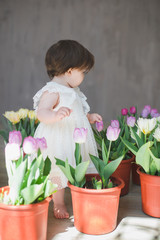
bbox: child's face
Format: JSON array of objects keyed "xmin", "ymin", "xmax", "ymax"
[{"xmin": 66, "ymin": 69, "xmax": 86, "ymax": 88}]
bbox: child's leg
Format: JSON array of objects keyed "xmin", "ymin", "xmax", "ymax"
[{"xmin": 53, "ymin": 188, "xmax": 69, "ymax": 219}]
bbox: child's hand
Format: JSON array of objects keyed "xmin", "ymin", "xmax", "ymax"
[
  {"xmin": 55, "ymin": 107, "xmax": 72, "ymax": 121},
  {"xmin": 87, "ymin": 113, "xmax": 102, "ymax": 124}
]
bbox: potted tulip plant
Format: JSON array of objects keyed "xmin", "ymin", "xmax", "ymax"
[
  {"xmin": 0, "ymin": 130, "xmax": 57, "ymax": 240},
  {"xmin": 55, "ymin": 127, "xmax": 124, "ymax": 235},
  {"xmin": 131, "ymin": 105, "xmax": 160, "ymax": 185},
  {"xmin": 93, "ymin": 107, "xmax": 136, "ymax": 195},
  {"xmin": 121, "ymin": 116, "xmax": 160, "ymax": 217}
]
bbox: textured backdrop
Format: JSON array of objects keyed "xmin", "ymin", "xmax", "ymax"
[{"xmin": 0, "ymin": 0, "xmax": 160, "ymax": 123}]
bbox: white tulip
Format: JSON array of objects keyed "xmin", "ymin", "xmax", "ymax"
[
  {"xmin": 153, "ymin": 127, "xmax": 160, "ymax": 142},
  {"xmin": 137, "ymin": 117, "xmax": 157, "ymax": 135}
]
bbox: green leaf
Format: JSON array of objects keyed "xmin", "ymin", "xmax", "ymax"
[
  {"xmin": 75, "ymin": 143, "xmax": 81, "ymax": 165},
  {"xmin": 121, "ymin": 137, "xmax": 138, "ymax": 156},
  {"xmin": 149, "ymin": 147, "xmax": 160, "ymax": 173},
  {"xmin": 9, "ymin": 160, "xmax": 27, "ymax": 204},
  {"xmin": 43, "ymin": 157, "xmax": 51, "ymax": 176},
  {"xmin": 55, "ymin": 158, "xmax": 75, "ymax": 185},
  {"xmin": 75, "ymin": 161, "xmax": 89, "ymax": 183},
  {"xmin": 130, "ymin": 127, "xmax": 144, "ymax": 148},
  {"xmin": 27, "ymin": 154, "xmax": 43, "ymax": 186},
  {"xmin": 43, "ymin": 180, "xmax": 57, "ymax": 198},
  {"xmin": 21, "ymin": 183, "xmax": 44, "ymax": 205},
  {"xmin": 103, "ymin": 155, "xmax": 124, "ymax": 187},
  {"xmin": 65, "ymin": 159, "xmax": 75, "ymax": 184},
  {"xmin": 102, "ymin": 139, "xmax": 108, "ymax": 164},
  {"xmin": 89, "ymin": 154, "xmax": 101, "ymax": 174},
  {"xmin": 136, "ymin": 141, "xmax": 153, "ymax": 174}
]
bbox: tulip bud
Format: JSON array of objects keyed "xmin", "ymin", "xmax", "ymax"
[
  {"xmin": 106, "ymin": 126, "xmax": 120, "ymax": 141},
  {"xmin": 151, "ymin": 109, "xmax": 158, "ymax": 118},
  {"xmin": 144, "ymin": 105, "xmax": 151, "ymax": 113},
  {"xmin": 141, "ymin": 108, "xmax": 149, "ymax": 118},
  {"xmin": 73, "ymin": 128, "xmax": 88, "ymax": 143},
  {"xmin": 9, "ymin": 131, "xmax": 22, "ymax": 146},
  {"xmin": 95, "ymin": 120, "xmax": 103, "ymax": 132},
  {"xmin": 36, "ymin": 137, "xmax": 47, "ymax": 151},
  {"xmin": 5, "ymin": 143, "xmax": 21, "ymax": 161},
  {"xmin": 23, "ymin": 136, "xmax": 38, "ymax": 154},
  {"xmin": 130, "ymin": 106, "xmax": 136, "ymax": 114},
  {"xmin": 111, "ymin": 120, "xmax": 119, "ymax": 128},
  {"xmin": 127, "ymin": 116, "xmax": 136, "ymax": 127},
  {"xmin": 121, "ymin": 108, "xmax": 128, "ymax": 116}
]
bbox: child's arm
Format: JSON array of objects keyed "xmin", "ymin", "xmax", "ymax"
[
  {"xmin": 87, "ymin": 113, "xmax": 102, "ymax": 124},
  {"xmin": 37, "ymin": 91, "xmax": 72, "ymax": 124}
]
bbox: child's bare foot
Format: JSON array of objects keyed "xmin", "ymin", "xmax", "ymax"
[{"xmin": 53, "ymin": 204, "xmax": 69, "ymax": 219}]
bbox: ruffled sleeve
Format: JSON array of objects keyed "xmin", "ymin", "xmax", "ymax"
[
  {"xmin": 33, "ymin": 82, "xmax": 76, "ymax": 111},
  {"xmin": 75, "ymin": 88, "xmax": 90, "ymax": 114}
]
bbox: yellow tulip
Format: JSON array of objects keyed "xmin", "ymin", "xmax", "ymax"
[
  {"xmin": 28, "ymin": 110, "xmax": 37, "ymax": 120},
  {"xmin": 4, "ymin": 111, "xmax": 20, "ymax": 124},
  {"xmin": 18, "ymin": 108, "xmax": 29, "ymax": 119}
]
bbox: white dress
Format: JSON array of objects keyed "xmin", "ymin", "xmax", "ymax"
[{"xmin": 33, "ymin": 81, "xmax": 98, "ymax": 189}]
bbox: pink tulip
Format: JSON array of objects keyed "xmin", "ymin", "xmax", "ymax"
[
  {"xmin": 106, "ymin": 126, "xmax": 120, "ymax": 141},
  {"xmin": 5, "ymin": 143, "xmax": 21, "ymax": 161},
  {"xmin": 144, "ymin": 105, "xmax": 151, "ymax": 113},
  {"xmin": 23, "ymin": 136, "xmax": 38, "ymax": 154},
  {"xmin": 95, "ymin": 121, "xmax": 103, "ymax": 132},
  {"xmin": 73, "ymin": 128, "xmax": 88, "ymax": 143},
  {"xmin": 121, "ymin": 108, "xmax": 128, "ymax": 116},
  {"xmin": 151, "ymin": 109, "xmax": 158, "ymax": 118},
  {"xmin": 36, "ymin": 137, "xmax": 47, "ymax": 151},
  {"xmin": 127, "ymin": 116, "xmax": 136, "ymax": 127},
  {"xmin": 9, "ymin": 131, "xmax": 22, "ymax": 146},
  {"xmin": 130, "ymin": 106, "xmax": 136, "ymax": 114},
  {"xmin": 111, "ymin": 120, "xmax": 119, "ymax": 128}
]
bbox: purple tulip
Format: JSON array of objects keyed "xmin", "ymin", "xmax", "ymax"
[
  {"xmin": 127, "ymin": 116, "xmax": 136, "ymax": 127},
  {"xmin": 111, "ymin": 120, "xmax": 119, "ymax": 128},
  {"xmin": 95, "ymin": 120, "xmax": 103, "ymax": 132},
  {"xmin": 5, "ymin": 143, "xmax": 21, "ymax": 161},
  {"xmin": 151, "ymin": 109, "xmax": 158, "ymax": 118},
  {"xmin": 130, "ymin": 106, "xmax": 136, "ymax": 114},
  {"xmin": 36, "ymin": 137, "xmax": 47, "ymax": 151},
  {"xmin": 73, "ymin": 128, "xmax": 88, "ymax": 143},
  {"xmin": 121, "ymin": 108, "xmax": 128, "ymax": 116},
  {"xmin": 144, "ymin": 105, "xmax": 151, "ymax": 113},
  {"xmin": 9, "ymin": 131, "xmax": 22, "ymax": 146},
  {"xmin": 141, "ymin": 108, "xmax": 150, "ymax": 118},
  {"xmin": 106, "ymin": 126, "xmax": 120, "ymax": 141},
  {"xmin": 23, "ymin": 136, "xmax": 38, "ymax": 154},
  {"xmin": 152, "ymin": 113, "xmax": 160, "ymax": 118}
]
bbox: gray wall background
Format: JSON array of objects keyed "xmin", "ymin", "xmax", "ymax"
[{"xmin": 0, "ymin": 0, "xmax": 160, "ymax": 123}]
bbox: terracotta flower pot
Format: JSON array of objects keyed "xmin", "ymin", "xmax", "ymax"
[
  {"xmin": 137, "ymin": 167, "xmax": 160, "ymax": 218},
  {"xmin": 111, "ymin": 154, "xmax": 134, "ymax": 196},
  {"xmin": 0, "ymin": 186, "xmax": 52, "ymax": 240},
  {"xmin": 132, "ymin": 157, "xmax": 140, "ymax": 185},
  {"xmin": 68, "ymin": 174, "xmax": 124, "ymax": 235}
]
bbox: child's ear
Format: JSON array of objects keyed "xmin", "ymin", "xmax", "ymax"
[{"xmin": 66, "ymin": 68, "xmax": 72, "ymax": 75}]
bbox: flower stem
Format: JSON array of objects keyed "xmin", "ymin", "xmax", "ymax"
[{"xmin": 107, "ymin": 141, "xmax": 112, "ymax": 162}]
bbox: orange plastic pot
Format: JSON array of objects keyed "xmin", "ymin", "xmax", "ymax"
[
  {"xmin": 137, "ymin": 167, "xmax": 160, "ymax": 218},
  {"xmin": 68, "ymin": 174, "xmax": 124, "ymax": 235},
  {"xmin": 0, "ymin": 186, "xmax": 52, "ymax": 240},
  {"xmin": 111, "ymin": 154, "xmax": 134, "ymax": 196}
]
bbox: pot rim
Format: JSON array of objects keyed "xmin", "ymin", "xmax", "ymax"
[
  {"xmin": 137, "ymin": 166, "xmax": 160, "ymax": 179},
  {"xmin": 0, "ymin": 186, "xmax": 52, "ymax": 210},
  {"xmin": 68, "ymin": 174, "xmax": 125, "ymax": 194}
]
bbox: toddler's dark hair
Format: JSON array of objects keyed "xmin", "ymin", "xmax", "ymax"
[{"xmin": 45, "ymin": 40, "xmax": 94, "ymax": 79}]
